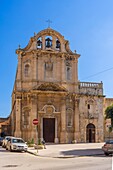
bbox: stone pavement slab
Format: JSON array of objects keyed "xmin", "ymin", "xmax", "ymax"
[{"xmin": 27, "ymin": 143, "xmax": 104, "ymax": 158}]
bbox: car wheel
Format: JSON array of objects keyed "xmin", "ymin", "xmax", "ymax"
[{"xmin": 104, "ymin": 152, "xmax": 109, "ymax": 156}]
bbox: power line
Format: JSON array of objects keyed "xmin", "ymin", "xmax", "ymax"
[{"xmin": 81, "ymin": 67, "xmax": 113, "ymax": 80}]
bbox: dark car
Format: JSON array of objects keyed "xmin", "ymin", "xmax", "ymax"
[
  {"xmin": 102, "ymin": 140, "xmax": 113, "ymax": 156},
  {"xmin": 0, "ymin": 137, "xmax": 4, "ymax": 146}
]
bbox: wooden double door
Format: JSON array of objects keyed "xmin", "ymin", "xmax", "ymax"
[{"xmin": 43, "ymin": 118, "xmax": 55, "ymax": 143}]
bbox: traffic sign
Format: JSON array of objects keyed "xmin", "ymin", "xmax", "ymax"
[{"xmin": 33, "ymin": 119, "xmax": 38, "ymax": 125}]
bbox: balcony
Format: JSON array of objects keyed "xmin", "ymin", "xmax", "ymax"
[{"xmin": 78, "ymin": 81, "xmax": 103, "ymax": 96}]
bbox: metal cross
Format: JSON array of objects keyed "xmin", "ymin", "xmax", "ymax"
[{"xmin": 46, "ymin": 19, "xmax": 52, "ymax": 28}]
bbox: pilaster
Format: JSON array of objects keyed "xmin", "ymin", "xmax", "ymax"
[
  {"xmin": 16, "ymin": 52, "xmax": 22, "ymax": 90},
  {"xmin": 54, "ymin": 118, "xmax": 59, "ymax": 143},
  {"xmin": 52, "ymin": 35, "xmax": 56, "ymax": 50},
  {"xmin": 17, "ymin": 52, "xmax": 22, "ymax": 80},
  {"xmin": 73, "ymin": 58, "xmax": 78, "ymax": 83},
  {"xmin": 14, "ymin": 98, "xmax": 22, "ymax": 137},
  {"xmin": 38, "ymin": 54, "xmax": 44, "ymax": 81},
  {"xmin": 61, "ymin": 55, "xmax": 65, "ymax": 82},
  {"xmin": 60, "ymin": 100, "xmax": 66, "ymax": 143},
  {"xmin": 74, "ymin": 97, "xmax": 80, "ymax": 142},
  {"xmin": 33, "ymin": 52, "xmax": 37, "ymax": 80},
  {"xmin": 30, "ymin": 94, "xmax": 38, "ymax": 144},
  {"xmin": 42, "ymin": 36, "xmax": 45, "ymax": 50}
]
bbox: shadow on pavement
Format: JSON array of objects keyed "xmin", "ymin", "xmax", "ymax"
[{"xmin": 60, "ymin": 148, "xmax": 104, "ymax": 157}]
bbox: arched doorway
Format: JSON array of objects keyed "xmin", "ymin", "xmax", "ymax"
[{"xmin": 86, "ymin": 123, "xmax": 95, "ymax": 143}]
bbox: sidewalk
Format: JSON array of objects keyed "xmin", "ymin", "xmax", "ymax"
[{"xmin": 27, "ymin": 143, "xmax": 104, "ymax": 158}]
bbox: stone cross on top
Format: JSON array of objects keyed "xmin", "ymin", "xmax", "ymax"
[{"xmin": 46, "ymin": 19, "xmax": 52, "ymax": 28}]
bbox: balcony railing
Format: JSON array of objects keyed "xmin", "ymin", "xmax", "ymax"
[
  {"xmin": 78, "ymin": 81, "xmax": 103, "ymax": 95},
  {"xmin": 79, "ymin": 81, "xmax": 103, "ymax": 89}
]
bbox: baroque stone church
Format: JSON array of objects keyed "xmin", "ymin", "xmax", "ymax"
[{"xmin": 10, "ymin": 27, "xmax": 104, "ymax": 143}]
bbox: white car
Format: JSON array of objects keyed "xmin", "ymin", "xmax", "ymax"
[
  {"xmin": 6, "ymin": 137, "xmax": 28, "ymax": 152},
  {"xmin": 2, "ymin": 136, "xmax": 12, "ymax": 148}
]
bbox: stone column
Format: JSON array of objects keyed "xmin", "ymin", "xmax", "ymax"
[
  {"xmin": 42, "ymin": 36, "xmax": 45, "ymax": 50},
  {"xmin": 74, "ymin": 98, "xmax": 80, "ymax": 142},
  {"xmin": 38, "ymin": 55, "xmax": 44, "ymax": 81},
  {"xmin": 60, "ymin": 101, "xmax": 66, "ymax": 143},
  {"xmin": 72, "ymin": 58, "xmax": 78, "ymax": 83},
  {"xmin": 40, "ymin": 117, "xmax": 43, "ymax": 141},
  {"xmin": 33, "ymin": 53, "xmax": 37, "ymax": 81},
  {"xmin": 54, "ymin": 118, "xmax": 59, "ymax": 143},
  {"xmin": 14, "ymin": 98, "xmax": 22, "ymax": 137},
  {"xmin": 56, "ymin": 58, "xmax": 60, "ymax": 81},
  {"xmin": 52, "ymin": 35, "xmax": 56, "ymax": 50},
  {"xmin": 16, "ymin": 52, "xmax": 22, "ymax": 90},
  {"xmin": 61, "ymin": 55, "xmax": 65, "ymax": 82},
  {"xmin": 30, "ymin": 95, "xmax": 38, "ymax": 144},
  {"xmin": 74, "ymin": 58, "xmax": 78, "ymax": 82}
]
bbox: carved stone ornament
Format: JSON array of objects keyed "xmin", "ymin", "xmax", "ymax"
[
  {"xmin": 33, "ymin": 83, "xmax": 68, "ymax": 92},
  {"xmin": 46, "ymin": 106, "xmax": 53, "ymax": 114},
  {"xmin": 65, "ymin": 60, "xmax": 71, "ymax": 66}
]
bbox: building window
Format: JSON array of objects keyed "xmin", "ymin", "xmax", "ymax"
[
  {"xmin": 88, "ymin": 104, "xmax": 90, "ymax": 110},
  {"xmin": 24, "ymin": 64, "xmax": 30, "ymax": 77}
]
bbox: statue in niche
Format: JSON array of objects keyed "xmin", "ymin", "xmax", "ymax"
[
  {"xmin": 45, "ymin": 59, "xmax": 53, "ymax": 79},
  {"xmin": 45, "ymin": 61, "xmax": 53, "ymax": 71}
]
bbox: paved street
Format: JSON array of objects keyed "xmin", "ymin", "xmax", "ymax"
[{"xmin": 0, "ymin": 143, "xmax": 112, "ymax": 170}]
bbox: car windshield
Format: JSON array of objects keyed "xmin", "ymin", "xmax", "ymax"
[
  {"xmin": 106, "ymin": 140, "xmax": 113, "ymax": 144},
  {"xmin": 12, "ymin": 139, "xmax": 25, "ymax": 143}
]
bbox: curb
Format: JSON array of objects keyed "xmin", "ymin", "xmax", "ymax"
[
  {"xmin": 27, "ymin": 150, "xmax": 104, "ymax": 158},
  {"xmin": 27, "ymin": 150, "xmax": 38, "ymax": 156}
]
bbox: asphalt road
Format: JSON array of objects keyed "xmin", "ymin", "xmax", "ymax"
[{"xmin": 0, "ymin": 146, "xmax": 112, "ymax": 170}]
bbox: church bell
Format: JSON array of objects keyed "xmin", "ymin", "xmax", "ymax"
[
  {"xmin": 46, "ymin": 37, "xmax": 52, "ymax": 48},
  {"xmin": 37, "ymin": 39, "xmax": 42, "ymax": 47},
  {"xmin": 56, "ymin": 39, "xmax": 60, "ymax": 48}
]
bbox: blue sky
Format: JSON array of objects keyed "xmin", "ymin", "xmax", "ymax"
[{"xmin": 0, "ymin": 0, "xmax": 113, "ymax": 117}]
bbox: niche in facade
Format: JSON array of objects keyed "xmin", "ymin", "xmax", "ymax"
[
  {"xmin": 56, "ymin": 39, "xmax": 61, "ymax": 50},
  {"xmin": 45, "ymin": 36, "xmax": 52, "ymax": 48},
  {"xmin": 24, "ymin": 64, "xmax": 30, "ymax": 77}
]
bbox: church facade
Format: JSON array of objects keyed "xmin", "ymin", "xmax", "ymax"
[{"xmin": 10, "ymin": 28, "xmax": 104, "ymax": 143}]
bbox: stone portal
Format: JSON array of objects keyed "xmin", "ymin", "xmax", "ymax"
[{"xmin": 43, "ymin": 118, "xmax": 55, "ymax": 143}]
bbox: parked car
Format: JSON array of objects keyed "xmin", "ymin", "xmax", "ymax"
[
  {"xmin": 6, "ymin": 137, "xmax": 28, "ymax": 152},
  {"xmin": 2, "ymin": 136, "xmax": 12, "ymax": 148},
  {"xmin": 102, "ymin": 140, "xmax": 113, "ymax": 155},
  {"xmin": 0, "ymin": 137, "xmax": 4, "ymax": 146}
]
